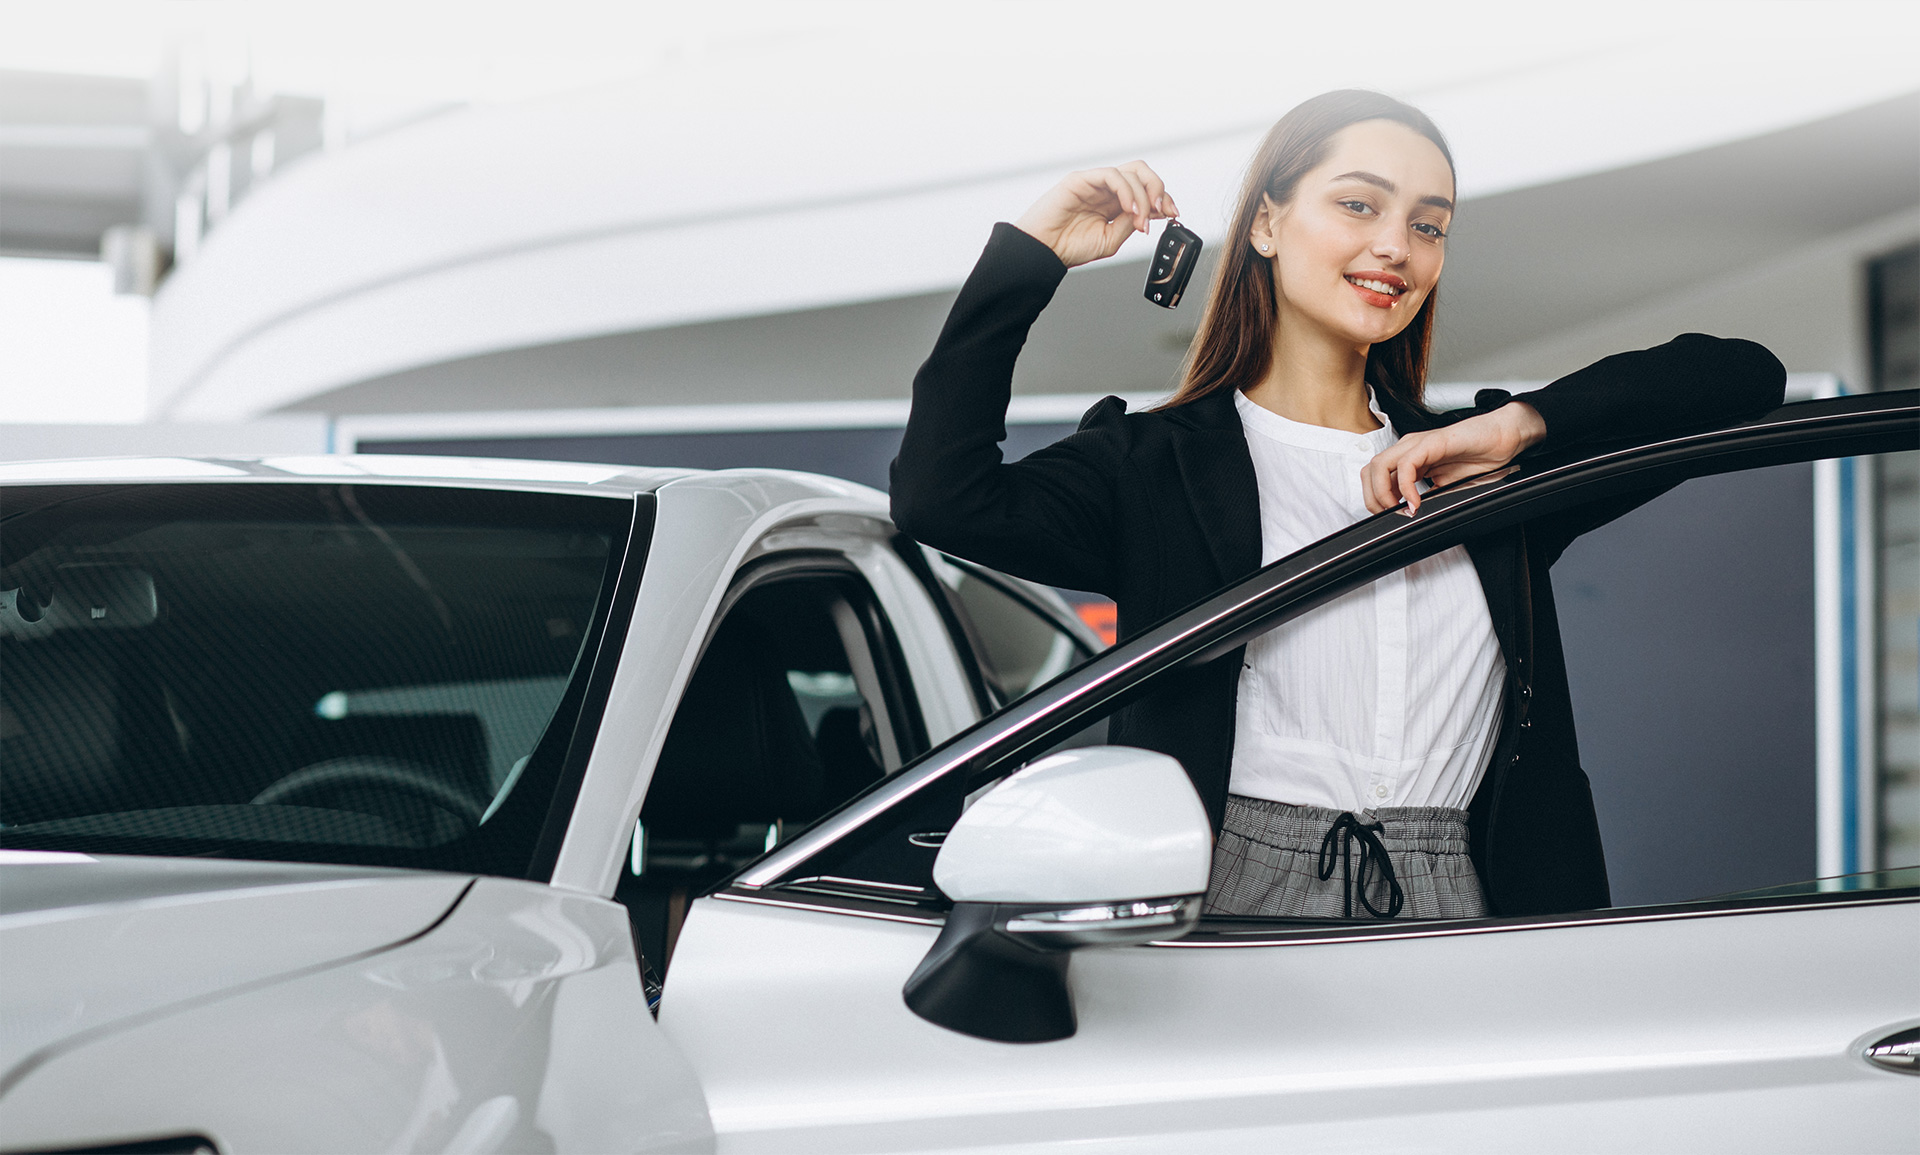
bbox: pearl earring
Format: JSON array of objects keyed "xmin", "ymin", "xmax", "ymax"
[{"xmin": 1259, "ymin": 243, "xmax": 1270, "ymax": 252}]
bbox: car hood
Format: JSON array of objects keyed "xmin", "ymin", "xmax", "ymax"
[{"xmin": 0, "ymin": 853, "xmax": 472, "ymax": 1087}]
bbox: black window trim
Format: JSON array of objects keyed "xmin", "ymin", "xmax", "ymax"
[
  {"xmin": 939, "ymin": 554, "xmax": 1103, "ymax": 655},
  {"xmin": 526, "ymin": 494, "xmax": 656, "ymax": 881},
  {"xmin": 727, "ymin": 392, "xmax": 1920, "ymax": 937},
  {"xmin": 927, "ymin": 553, "xmax": 1101, "ymax": 713},
  {"xmin": 892, "ymin": 536, "xmax": 1008, "ymax": 716}
]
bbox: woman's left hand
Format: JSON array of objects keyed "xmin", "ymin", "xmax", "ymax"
[{"xmin": 1361, "ymin": 402, "xmax": 1547, "ymax": 516}]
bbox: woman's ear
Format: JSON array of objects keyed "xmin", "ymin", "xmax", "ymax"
[{"xmin": 1248, "ymin": 193, "xmax": 1282, "ymax": 258}]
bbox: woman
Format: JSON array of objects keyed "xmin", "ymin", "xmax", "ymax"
[{"xmin": 890, "ymin": 90, "xmax": 1785, "ymax": 920}]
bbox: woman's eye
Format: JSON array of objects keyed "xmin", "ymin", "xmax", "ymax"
[
  {"xmin": 1339, "ymin": 199, "xmax": 1375, "ymax": 216},
  {"xmin": 1413, "ymin": 222, "xmax": 1447, "ymax": 238}
]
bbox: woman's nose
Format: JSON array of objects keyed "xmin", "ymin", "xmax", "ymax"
[{"xmin": 1372, "ymin": 232, "xmax": 1410, "ymax": 265}]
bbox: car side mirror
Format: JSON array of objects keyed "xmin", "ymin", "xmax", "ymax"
[{"xmin": 902, "ymin": 746, "xmax": 1211, "ymax": 1043}]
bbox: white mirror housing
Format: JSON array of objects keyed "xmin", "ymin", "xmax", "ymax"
[
  {"xmin": 905, "ymin": 747, "xmax": 1213, "ymax": 1044},
  {"xmin": 932, "ymin": 746, "xmax": 1212, "ymax": 905}
]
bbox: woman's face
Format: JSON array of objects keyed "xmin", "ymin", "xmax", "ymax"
[{"xmin": 1251, "ymin": 119, "xmax": 1455, "ymax": 350}]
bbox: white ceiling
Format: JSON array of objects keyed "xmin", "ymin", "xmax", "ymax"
[{"xmin": 131, "ymin": 1, "xmax": 1920, "ymax": 418}]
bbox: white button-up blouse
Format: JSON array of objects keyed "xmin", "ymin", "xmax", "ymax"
[{"xmin": 1227, "ymin": 389, "xmax": 1506, "ymax": 814}]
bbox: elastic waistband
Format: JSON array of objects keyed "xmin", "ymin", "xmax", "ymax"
[{"xmin": 1223, "ymin": 795, "xmax": 1472, "ymax": 855}]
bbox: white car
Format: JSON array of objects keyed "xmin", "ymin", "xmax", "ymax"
[{"xmin": 1, "ymin": 390, "xmax": 1915, "ymax": 1154}]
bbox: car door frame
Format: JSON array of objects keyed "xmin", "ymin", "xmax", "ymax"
[
  {"xmin": 646, "ymin": 391, "xmax": 1919, "ymax": 1153},
  {"xmin": 549, "ymin": 473, "xmax": 980, "ymax": 902},
  {"xmin": 731, "ymin": 389, "xmax": 1919, "ymax": 909}
]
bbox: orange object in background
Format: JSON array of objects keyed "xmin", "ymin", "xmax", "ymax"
[{"xmin": 1072, "ymin": 599, "xmax": 1117, "ymax": 648}]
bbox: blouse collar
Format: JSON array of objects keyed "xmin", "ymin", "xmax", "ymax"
[{"xmin": 1234, "ymin": 387, "xmax": 1398, "ymax": 456}]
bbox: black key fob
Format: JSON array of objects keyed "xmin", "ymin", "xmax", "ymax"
[{"xmin": 1144, "ymin": 219, "xmax": 1203, "ymax": 308}]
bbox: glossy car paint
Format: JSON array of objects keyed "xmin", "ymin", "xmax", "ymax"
[
  {"xmin": 661, "ymin": 892, "xmax": 1919, "ymax": 1153},
  {"xmin": 4, "ymin": 400, "xmax": 1916, "ymax": 1153},
  {"xmin": 0, "ymin": 454, "xmax": 1014, "ymax": 1154},
  {"xmin": 0, "ymin": 875, "xmax": 711, "ymax": 1154},
  {"xmin": 934, "ymin": 747, "xmax": 1212, "ymax": 904},
  {"xmin": 0, "ymin": 854, "xmax": 472, "ymax": 1086},
  {"xmin": 664, "ymin": 394, "xmax": 1920, "ymax": 1152}
]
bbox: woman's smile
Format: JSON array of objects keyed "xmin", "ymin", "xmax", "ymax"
[
  {"xmin": 1344, "ymin": 270, "xmax": 1407, "ymax": 308},
  {"xmin": 1249, "ymin": 118, "xmax": 1454, "ymax": 355}
]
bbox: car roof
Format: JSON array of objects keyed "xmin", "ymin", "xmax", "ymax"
[{"xmin": 0, "ymin": 453, "xmax": 891, "ymax": 511}]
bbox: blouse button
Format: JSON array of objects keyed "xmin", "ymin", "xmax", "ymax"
[{"xmin": 1373, "ymin": 784, "xmax": 1389, "ymax": 799}]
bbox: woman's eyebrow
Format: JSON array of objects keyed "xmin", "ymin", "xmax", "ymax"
[{"xmin": 1330, "ymin": 169, "xmax": 1454, "ymax": 212}]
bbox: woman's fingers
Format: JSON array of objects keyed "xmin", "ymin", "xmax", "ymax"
[
  {"xmin": 1121, "ymin": 160, "xmax": 1173, "ymax": 220},
  {"xmin": 1114, "ymin": 169, "xmax": 1153, "ymax": 233},
  {"xmin": 1425, "ymin": 461, "xmax": 1485, "ymax": 489},
  {"xmin": 1363, "ymin": 424, "xmax": 1531, "ymax": 516},
  {"xmin": 1398, "ymin": 458, "xmax": 1425, "ymax": 516},
  {"xmin": 1363, "ymin": 450, "xmax": 1398, "ymax": 514},
  {"xmin": 1118, "ymin": 160, "xmax": 1180, "ymax": 218},
  {"xmin": 1015, "ymin": 163, "xmax": 1182, "ymax": 267},
  {"xmin": 1050, "ymin": 169, "xmax": 1134, "ymax": 262},
  {"xmin": 1068, "ymin": 169, "xmax": 1124, "ymax": 217},
  {"xmin": 1362, "ymin": 453, "xmax": 1385, "ymax": 513},
  {"xmin": 1087, "ymin": 168, "xmax": 1142, "ymax": 223},
  {"xmin": 1363, "ymin": 435, "xmax": 1441, "ymax": 515}
]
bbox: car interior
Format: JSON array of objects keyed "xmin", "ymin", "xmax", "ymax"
[
  {"xmin": 616, "ymin": 569, "xmax": 924, "ymax": 973},
  {"xmin": 0, "ymin": 485, "xmax": 620, "ymax": 870}
]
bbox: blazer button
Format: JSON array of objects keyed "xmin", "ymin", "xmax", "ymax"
[{"xmin": 1520, "ymin": 718, "xmax": 1533, "ymax": 730}]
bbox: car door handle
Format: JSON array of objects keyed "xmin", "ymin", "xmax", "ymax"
[{"xmin": 1864, "ymin": 1026, "xmax": 1920, "ymax": 1074}]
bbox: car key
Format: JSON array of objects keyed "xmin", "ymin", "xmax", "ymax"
[{"xmin": 1144, "ymin": 219, "xmax": 1203, "ymax": 308}]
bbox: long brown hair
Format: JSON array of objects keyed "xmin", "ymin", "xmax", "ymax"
[{"xmin": 1160, "ymin": 90, "xmax": 1454, "ymax": 414}]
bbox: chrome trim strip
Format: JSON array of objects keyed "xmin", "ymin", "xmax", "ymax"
[
  {"xmin": 1149, "ymin": 893, "xmax": 1918, "ymax": 948},
  {"xmin": 783, "ymin": 875, "xmax": 927, "ymax": 893},
  {"xmin": 718, "ymin": 884, "xmax": 1914, "ymax": 942},
  {"xmin": 738, "ymin": 395, "xmax": 1918, "ymax": 889},
  {"xmin": 710, "ymin": 888, "xmax": 943, "ymax": 926}
]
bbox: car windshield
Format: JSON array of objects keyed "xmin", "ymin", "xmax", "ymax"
[{"xmin": 0, "ymin": 482, "xmax": 633, "ymax": 877}]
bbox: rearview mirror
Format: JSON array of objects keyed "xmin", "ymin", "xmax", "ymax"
[
  {"xmin": 0, "ymin": 565, "xmax": 159, "ymax": 640},
  {"xmin": 903, "ymin": 746, "xmax": 1211, "ymax": 1043}
]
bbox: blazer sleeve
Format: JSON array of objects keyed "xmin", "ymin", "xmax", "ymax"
[
  {"xmin": 1517, "ymin": 332, "xmax": 1786, "ymax": 452},
  {"xmin": 889, "ymin": 224, "xmax": 1131, "ymax": 595},
  {"xmin": 1497, "ymin": 332, "xmax": 1788, "ymax": 564}
]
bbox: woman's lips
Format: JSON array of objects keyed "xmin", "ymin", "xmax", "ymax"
[{"xmin": 1344, "ymin": 272, "xmax": 1407, "ymax": 309}]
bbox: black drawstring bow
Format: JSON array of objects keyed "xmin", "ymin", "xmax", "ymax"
[{"xmin": 1317, "ymin": 813, "xmax": 1404, "ymax": 919}]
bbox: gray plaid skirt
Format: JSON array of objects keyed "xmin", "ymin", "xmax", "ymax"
[{"xmin": 1204, "ymin": 795, "xmax": 1488, "ymax": 920}]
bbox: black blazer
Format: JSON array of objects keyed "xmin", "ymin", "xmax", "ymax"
[{"xmin": 891, "ymin": 223, "xmax": 1787, "ymax": 916}]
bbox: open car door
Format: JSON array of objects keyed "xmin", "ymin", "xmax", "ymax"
[{"xmin": 653, "ymin": 393, "xmax": 1920, "ymax": 1153}]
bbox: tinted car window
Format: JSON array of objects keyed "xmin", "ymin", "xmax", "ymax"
[
  {"xmin": 620, "ymin": 567, "xmax": 924, "ymax": 972},
  {"xmin": 1555, "ymin": 450, "xmax": 1918, "ymax": 904},
  {"xmin": 0, "ymin": 483, "xmax": 633, "ymax": 876},
  {"xmin": 777, "ymin": 425, "xmax": 1920, "ymax": 918},
  {"xmin": 932, "ymin": 558, "xmax": 1088, "ymax": 707}
]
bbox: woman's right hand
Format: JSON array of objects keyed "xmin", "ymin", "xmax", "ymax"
[{"xmin": 1013, "ymin": 161, "xmax": 1180, "ymax": 269}]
